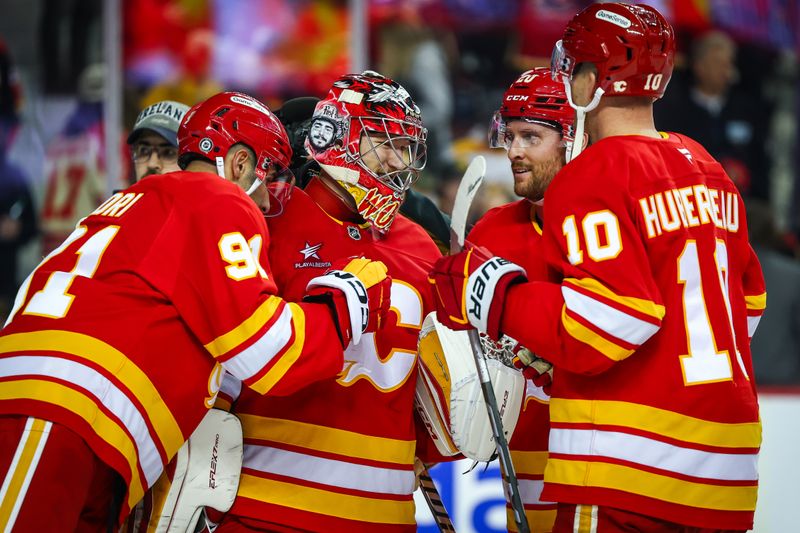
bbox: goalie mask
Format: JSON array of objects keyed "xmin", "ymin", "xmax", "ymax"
[
  {"xmin": 306, "ymin": 71, "xmax": 427, "ymax": 234},
  {"xmin": 489, "ymin": 67, "xmax": 575, "ymax": 157},
  {"xmin": 178, "ymin": 92, "xmax": 295, "ymax": 216}
]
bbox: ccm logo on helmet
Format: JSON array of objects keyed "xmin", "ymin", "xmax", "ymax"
[
  {"xmin": 506, "ymin": 95, "xmax": 529, "ymax": 101},
  {"xmin": 596, "ymin": 9, "xmax": 632, "ymax": 29}
]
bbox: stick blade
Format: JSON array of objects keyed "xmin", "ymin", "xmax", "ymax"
[{"xmin": 449, "ymin": 155, "xmax": 487, "ymax": 252}]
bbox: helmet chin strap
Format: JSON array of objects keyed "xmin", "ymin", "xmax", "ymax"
[
  {"xmin": 563, "ymin": 82, "xmax": 604, "ymax": 162},
  {"xmin": 245, "ymin": 178, "xmax": 262, "ymax": 196},
  {"xmin": 215, "ymin": 156, "xmax": 226, "ymax": 178},
  {"xmin": 217, "ymin": 154, "xmax": 263, "ymax": 197}
]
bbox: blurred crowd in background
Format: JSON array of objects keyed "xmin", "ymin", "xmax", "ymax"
[{"xmin": 0, "ymin": 0, "xmax": 799, "ymax": 384}]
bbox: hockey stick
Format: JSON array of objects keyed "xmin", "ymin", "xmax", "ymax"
[
  {"xmin": 418, "ymin": 463, "xmax": 456, "ymax": 532},
  {"xmin": 449, "ymin": 156, "xmax": 530, "ymax": 533}
]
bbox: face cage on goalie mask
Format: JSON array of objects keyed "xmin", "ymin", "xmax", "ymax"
[{"xmin": 352, "ymin": 116, "xmax": 427, "ymax": 194}]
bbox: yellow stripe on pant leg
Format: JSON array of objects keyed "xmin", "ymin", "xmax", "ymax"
[{"xmin": 0, "ymin": 418, "xmax": 51, "ymax": 529}]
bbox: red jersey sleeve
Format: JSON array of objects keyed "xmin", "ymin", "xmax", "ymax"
[
  {"xmin": 501, "ymin": 144, "xmax": 666, "ymax": 375},
  {"xmin": 140, "ymin": 188, "xmax": 343, "ymax": 396},
  {"xmin": 742, "ymin": 244, "xmax": 766, "ymax": 339}
]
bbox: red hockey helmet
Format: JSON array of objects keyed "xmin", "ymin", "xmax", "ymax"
[
  {"xmin": 551, "ymin": 2, "xmax": 675, "ymax": 100},
  {"xmin": 489, "ymin": 67, "xmax": 574, "ymax": 150},
  {"xmin": 179, "ymin": 91, "xmax": 293, "ymax": 186},
  {"xmin": 306, "ymin": 71, "xmax": 427, "ymax": 234}
]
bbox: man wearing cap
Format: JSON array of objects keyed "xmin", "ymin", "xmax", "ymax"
[{"xmin": 127, "ymin": 100, "xmax": 190, "ymax": 181}]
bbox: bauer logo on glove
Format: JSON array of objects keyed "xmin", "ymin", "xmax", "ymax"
[
  {"xmin": 304, "ymin": 257, "xmax": 390, "ymax": 346},
  {"xmin": 429, "ymin": 244, "xmax": 526, "ymax": 338}
]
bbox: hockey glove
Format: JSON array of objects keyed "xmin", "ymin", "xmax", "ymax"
[
  {"xmin": 513, "ymin": 346, "xmax": 554, "ymax": 394},
  {"xmin": 428, "ymin": 243, "xmax": 526, "ymax": 339},
  {"xmin": 305, "ymin": 257, "xmax": 391, "ymax": 347}
]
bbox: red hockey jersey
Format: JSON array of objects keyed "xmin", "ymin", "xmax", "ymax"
[
  {"xmin": 226, "ymin": 188, "xmax": 442, "ymax": 532},
  {"xmin": 0, "ymin": 171, "xmax": 344, "ymax": 517},
  {"xmin": 469, "ymin": 200, "xmax": 556, "ymax": 532},
  {"xmin": 500, "ymin": 134, "xmax": 766, "ymax": 530}
]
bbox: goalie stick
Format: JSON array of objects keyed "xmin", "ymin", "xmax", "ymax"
[
  {"xmin": 449, "ymin": 155, "xmax": 530, "ymax": 533},
  {"xmin": 418, "ymin": 463, "xmax": 456, "ymax": 532}
]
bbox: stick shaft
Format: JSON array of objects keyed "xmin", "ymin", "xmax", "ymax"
[{"xmin": 418, "ymin": 465, "xmax": 456, "ymax": 532}]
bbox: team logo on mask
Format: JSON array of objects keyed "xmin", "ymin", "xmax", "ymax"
[{"xmin": 357, "ymin": 187, "xmax": 401, "ymax": 231}]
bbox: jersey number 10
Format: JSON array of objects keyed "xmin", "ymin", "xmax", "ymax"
[{"xmin": 563, "ymin": 211, "xmax": 747, "ymax": 386}]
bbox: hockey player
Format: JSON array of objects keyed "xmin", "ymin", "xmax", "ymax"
[
  {"xmin": 215, "ymin": 72, "xmax": 445, "ymax": 533},
  {"xmin": 127, "ymin": 99, "xmax": 189, "ymax": 181},
  {"xmin": 0, "ymin": 91, "xmax": 391, "ymax": 531},
  {"xmin": 275, "ymin": 95, "xmax": 453, "ymax": 252},
  {"xmin": 429, "ymin": 3, "xmax": 766, "ymax": 532},
  {"xmin": 472, "ymin": 67, "xmax": 576, "ymax": 532}
]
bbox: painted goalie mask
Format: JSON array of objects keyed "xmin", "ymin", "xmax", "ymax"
[{"xmin": 306, "ymin": 71, "xmax": 427, "ymax": 234}]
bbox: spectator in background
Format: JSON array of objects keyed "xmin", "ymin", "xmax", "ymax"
[
  {"xmin": 377, "ymin": 4, "xmax": 457, "ymax": 178},
  {"xmin": 0, "ymin": 132, "xmax": 37, "ymax": 322},
  {"xmin": 655, "ymin": 30, "xmax": 772, "ymax": 201},
  {"xmin": 747, "ymin": 199, "xmax": 800, "ymax": 385},
  {"xmin": 0, "ymin": 42, "xmax": 37, "ymax": 321},
  {"xmin": 39, "ymin": 63, "xmax": 108, "ymax": 254},
  {"xmin": 127, "ymin": 99, "xmax": 189, "ymax": 183}
]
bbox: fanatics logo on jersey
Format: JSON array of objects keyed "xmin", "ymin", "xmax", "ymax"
[
  {"xmin": 295, "ymin": 242, "xmax": 331, "ymax": 269},
  {"xmin": 347, "ymin": 226, "xmax": 361, "ymax": 240}
]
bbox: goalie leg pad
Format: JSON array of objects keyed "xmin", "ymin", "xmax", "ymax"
[{"xmin": 153, "ymin": 409, "xmax": 243, "ymax": 533}]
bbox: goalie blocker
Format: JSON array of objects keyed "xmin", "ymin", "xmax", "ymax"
[{"xmin": 414, "ymin": 312, "xmax": 525, "ymax": 462}]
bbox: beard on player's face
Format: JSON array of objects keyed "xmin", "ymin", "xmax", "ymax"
[{"xmin": 511, "ymin": 150, "xmax": 565, "ymax": 202}]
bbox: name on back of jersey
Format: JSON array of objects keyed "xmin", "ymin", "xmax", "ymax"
[
  {"xmin": 639, "ymin": 185, "xmax": 739, "ymax": 239},
  {"xmin": 91, "ymin": 192, "xmax": 145, "ymax": 218}
]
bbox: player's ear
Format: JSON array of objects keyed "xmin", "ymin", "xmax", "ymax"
[
  {"xmin": 229, "ymin": 147, "xmax": 251, "ymax": 184},
  {"xmin": 580, "ymin": 131, "xmax": 590, "ymax": 151}
]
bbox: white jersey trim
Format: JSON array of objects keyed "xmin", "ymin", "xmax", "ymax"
[
  {"xmin": 0, "ymin": 356, "xmax": 163, "ymax": 487},
  {"xmin": 746, "ymin": 315, "xmax": 761, "ymax": 338},
  {"xmin": 549, "ymin": 428, "xmax": 758, "ymax": 481},
  {"xmin": 222, "ymin": 305, "xmax": 294, "ymax": 381},
  {"xmin": 242, "ymin": 444, "xmax": 415, "ymax": 496},
  {"xmin": 562, "ymin": 286, "xmax": 659, "ymax": 346},
  {"xmin": 517, "ymin": 478, "xmax": 552, "ymax": 506}
]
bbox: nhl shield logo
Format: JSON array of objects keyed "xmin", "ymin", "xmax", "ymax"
[
  {"xmin": 347, "ymin": 226, "xmax": 361, "ymax": 240},
  {"xmin": 199, "ymin": 138, "xmax": 214, "ymax": 153}
]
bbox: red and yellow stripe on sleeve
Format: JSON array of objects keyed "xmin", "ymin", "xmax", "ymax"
[
  {"xmin": 561, "ymin": 278, "xmax": 665, "ymax": 363},
  {"xmin": 744, "ymin": 292, "xmax": 766, "ymax": 339},
  {"xmin": 204, "ymin": 297, "xmax": 308, "ymax": 395}
]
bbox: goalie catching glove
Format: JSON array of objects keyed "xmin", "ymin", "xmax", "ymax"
[
  {"xmin": 428, "ymin": 244, "xmax": 526, "ymax": 339},
  {"xmin": 415, "ymin": 312, "xmax": 525, "ymax": 462},
  {"xmin": 305, "ymin": 257, "xmax": 391, "ymax": 347}
]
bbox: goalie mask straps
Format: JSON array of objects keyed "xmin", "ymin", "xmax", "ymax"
[{"xmin": 563, "ymin": 83, "xmax": 604, "ymax": 163}]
